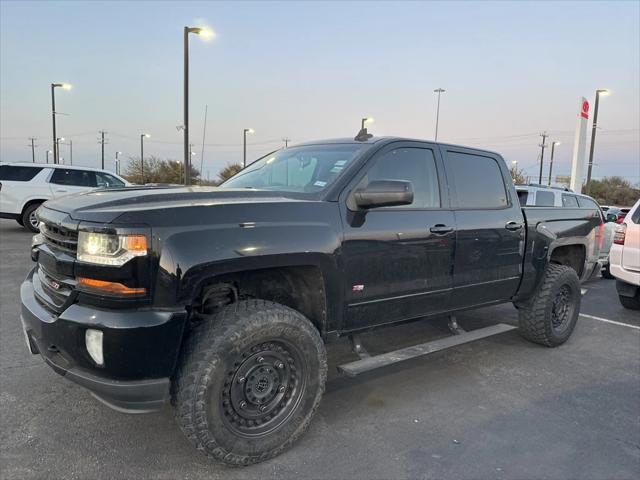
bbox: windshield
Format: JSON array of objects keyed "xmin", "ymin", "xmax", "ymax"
[{"xmin": 221, "ymin": 144, "xmax": 366, "ymax": 193}]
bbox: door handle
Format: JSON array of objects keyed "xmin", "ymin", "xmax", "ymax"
[
  {"xmin": 430, "ymin": 224, "xmax": 454, "ymax": 234},
  {"xmin": 505, "ymin": 221, "xmax": 523, "ymax": 231}
]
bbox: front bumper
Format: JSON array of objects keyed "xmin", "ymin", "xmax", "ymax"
[{"xmin": 20, "ymin": 268, "xmax": 187, "ymax": 413}]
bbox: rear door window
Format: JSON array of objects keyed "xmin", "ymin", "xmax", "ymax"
[
  {"xmin": 517, "ymin": 190, "xmax": 529, "ymax": 206},
  {"xmin": 50, "ymin": 169, "xmax": 97, "ymax": 187},
  {"xmin": 445, "ymin": 151, "xmax": 508, "ymax": 209},
  {"xmin": 0, "ymin": 165, "xmax": 43, "ymax": 181},
  {"xmin": 562, "ymin": 194, "xmax": 579, "ymax": 207},
  {"xmin": 535, "ymin": 191, "xmax": 555, "ymax": 206},
  {"xmin": 95, "ymin": 172, "xmax": 125, "ymax": 188}
]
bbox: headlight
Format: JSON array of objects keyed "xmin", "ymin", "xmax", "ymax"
[{"xmin": 77, "ymin": 231, "xmax": 148, "ymax": 266}]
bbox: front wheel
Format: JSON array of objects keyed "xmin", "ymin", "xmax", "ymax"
[
  {"xmin": 518, "ymin": 263, "xmax": 581, "ymax": 347},
  {"xmin": 172, "ymin": 299, "xmax": 327, "ymax": 466}
]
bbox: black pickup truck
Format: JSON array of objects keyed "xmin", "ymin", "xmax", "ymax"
[{"xmin": 20, "ymin": 136, "xmax": 603, "ymax": 465}]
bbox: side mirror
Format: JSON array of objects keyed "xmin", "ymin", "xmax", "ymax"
[
  {"xmin": 353, "ymin": 180, "xmax": 414, "ymax": 209},
  {"xmin": 606, "ymin": 213, "xmax": 617, "ymax": 223}
]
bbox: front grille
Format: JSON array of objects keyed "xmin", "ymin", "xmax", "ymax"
[
  {"xmin": 40, "ymin": 222, "xmax": 78, "ymax": 254},
  {"xmin": 36, "ymin": 265, "xmax": 76, "ymax": 312}
]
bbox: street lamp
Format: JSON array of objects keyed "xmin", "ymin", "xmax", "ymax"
[
  {"xmin": 361, "ymin": 117, "xmax": 374, "ymax": 130},
  {"xmin": 585, "ymin": 89, "xmax": 610, "ymax": 194},
  {"xmin": 243, "ymin": 128, "xmax": 254, "ymax": 168},
  {"xmin": 433, "ymin": 88, "xmax": 445, "ymax": 141},
  {"xmin": 51, "ymin": 83, "xmax": 71, "ymax": 164},
  {"xmin": 548, "ymin": 141, "xmax": 561, "ymax": 186},
  {"xmin": 115, "ymin": 151, "xmax": 122, "ymax": 175},
  {"xmin": 184, "ymin": 26, "xmax": 214, "ymax": 186},
  {"xmin": 140, "ymin": 134, "xmax": 150, "ymax": 184}
]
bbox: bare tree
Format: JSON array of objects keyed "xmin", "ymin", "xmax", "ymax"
[
  {"xmin": 509, "ymin": 164, "xmax": 526, "ymax": 185},
  {"xmin": 124, "ymin": 156, "xmax": 200, "ymax": 185},
  {"xmin": 217, "ymin": 163, "xmax": 243, "ymax": 184}
]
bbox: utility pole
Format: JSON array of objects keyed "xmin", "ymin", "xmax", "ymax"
[
  {"xmin": 98, "ymin": 131, "xmax": 108, "ymax": 169},
  {"xmin": 28, "ymin": 137, "xmax": 37, "ymax": 163},
  {"xmin": 538, "ymin": 132, "xmax": 548, "ymax": 184},
  {"xmin": 282, "ymin": 137, "xmax": 290, "ymax": 149}
]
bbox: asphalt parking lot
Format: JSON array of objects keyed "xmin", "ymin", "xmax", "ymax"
[{"xmin": 1, "ymin": 219, "xmax": 638, "ymax": 480}]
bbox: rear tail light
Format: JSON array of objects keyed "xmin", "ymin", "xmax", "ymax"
[{"xmin": 613, "ymin": 224, "xmax": 627, "ymax": 245}]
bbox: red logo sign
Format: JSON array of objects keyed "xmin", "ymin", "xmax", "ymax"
[{"xmin": 581, "ymin": 100, "xmax": 589, "ymax": 119}]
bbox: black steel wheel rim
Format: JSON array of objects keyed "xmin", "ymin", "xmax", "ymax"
[
  {"xmin": 219, "ymin": 339, "xmax": 306, "ymax": 437},
  {"xmin": 551, "ymin": 284, "xmax": 574, "ymax": 332}
]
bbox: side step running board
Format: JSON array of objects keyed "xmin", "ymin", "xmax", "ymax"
[{"xmin": 337, "ymin": 323, "xmax": 516, "ymax": 377}]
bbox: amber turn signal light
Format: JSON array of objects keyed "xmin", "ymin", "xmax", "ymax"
[{"xmin": 77, "ymin": 277, "xmax": 146, "ymax": 296}]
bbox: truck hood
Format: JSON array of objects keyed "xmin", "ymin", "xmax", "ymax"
[{"xmin": 43, "ymin": 186, "xmax": 309, "ymax": 223}]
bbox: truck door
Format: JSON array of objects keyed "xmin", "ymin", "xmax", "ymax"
[
  {"xmin": 340, "ymin": 142, "xmax": 455, "ymax": 331},
  {"xmin": 441, "ymin": 147, "xmax": 525, "ymax": 308}
]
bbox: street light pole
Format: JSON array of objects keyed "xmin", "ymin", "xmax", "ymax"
[
  {"xmin": 50, "ymin": 83, "xmax": 71, "ymax": 164},
  {"xmin": 115, "ymin": 151, "xmax": 122, "ymax": 175},
  {"xmin": 46, "ymin": 150, "xmax": 51, "ymax": 164},
  {"xmin": 51, "ymin": 84, "xmax": 57, "ymax": 164},
  {"xmin": 585, "ymin": 89, "xmax": 609, "ymax": 195},
  {"xmin": 548, "ymin": 141, "xmax": 560, "ymax": 185},
  {"xmin": 434, "ymin": 88, "xmax": 445, "ymax": 141},
  {"xmin": 140, "ymin": 134, "xmax": 149, "ymax": 184},
  {"xmin": 360, "ymin": 117, "xmax": 374, "ymax": 131},
  {"xmin": 183, "ymin": 26, "xmax": 214, "ymax": 186},
  {"xmin": 243, "ymin": 128, "xmax": 254, "ymax": 168}
]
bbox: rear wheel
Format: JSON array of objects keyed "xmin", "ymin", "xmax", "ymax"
[
  {"xmin": 518, "ymin": 263, "xmax": 581, "ymax": 347},
  {"xmin": 173, "ymin": 299, "xmax": 327, "ymax": 466},
  {"xmin": 601, "ymin": 264, "xmax": 615, "ymax": 279},
  {"xmin": 618, "ymin": 293, "xmax": 640, "ymax": 310},
  {"xmin": 21, "ymin": 203, "xmax": 41, "ymax": 233}
]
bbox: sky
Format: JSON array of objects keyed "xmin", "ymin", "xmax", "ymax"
[{"xmin": 1, "ymin": 0, "xmax": 638, "ymax": 184}]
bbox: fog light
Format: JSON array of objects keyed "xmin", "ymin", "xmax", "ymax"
[{"xmin": 85, "ymin": 329, "xmax": 104, "ymax": 366}]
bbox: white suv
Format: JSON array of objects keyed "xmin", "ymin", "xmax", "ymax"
[
  {"xmin": 0, "ymin": 162, "xmax": 130, "ymax": 232},
  {"xmin": 610, "ymin": 198, "xmax": 640, "ymax": 310}
]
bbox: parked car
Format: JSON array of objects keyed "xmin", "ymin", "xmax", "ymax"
[
  {"xmin": 21, "ymin": 137, "xmax": 603, "ymax": 465},
  {"xmin": 516, "ymin": 183, "xmax": 598, "ymax": 209},
  {"xmin": 600, "ymin": 212, "xmax": 619, "ymax": 279},
  {"xmin": 515, "ymin": 184, "xmax": 605, "ymax": 280},
  {"xmin": 0, "ymin": 162, "xmax": 130, "ymax": 232},
  {"xmin": 610, "ymin": 198, "xmax": 640, "ymax": 309},
  {"xmin": 605, "ymin": 206, "xmax": 631, "ymax": 224}
]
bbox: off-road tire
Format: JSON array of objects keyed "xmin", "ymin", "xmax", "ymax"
[
  {"xmin": 601, "ymin": 264, "xmax": 615, "ymax": 279},
  {"xmin": 21, "ymin": 203, "xmax": 41, "ymax": 233},
  {"xmin": 618, "ymin": 293, "xmax": 640, "ymax": 310},
  {"xmin": 172, "ymin": 299, "xmax": 327, "ymax": 466},
  {"xmin": 518, "ymin": 263, "xmax": 581, "ymax": 347}
]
